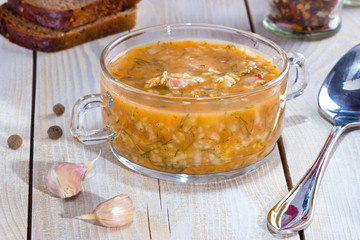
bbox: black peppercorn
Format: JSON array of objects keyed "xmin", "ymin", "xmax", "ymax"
[{"xmin": 48, "ymin": 125, "xmax": 63, "ymax": 139}]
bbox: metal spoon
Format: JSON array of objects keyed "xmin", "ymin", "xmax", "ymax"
[{"xmin": 267, "ymin": 44, "xmax": 360, "ymax": 233}]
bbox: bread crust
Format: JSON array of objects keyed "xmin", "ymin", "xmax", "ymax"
[
  {"xmin": 0, "ymin": 4, "xmax": 137, "ymax": 52},
  {"xmin": 8, "ymin": 0, "xmax": 139, "ymax": 29}
]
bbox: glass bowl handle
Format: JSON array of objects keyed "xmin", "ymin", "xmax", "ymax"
[
  {"xmin": 70, "ymin": 92, "xmax": 115, "ymax": 145},
  {"xmin": 287, "ymin": 52, "xmax": 308, "ymax": 100}
]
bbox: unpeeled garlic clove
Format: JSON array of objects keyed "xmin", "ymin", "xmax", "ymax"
[
  {"xmin": 78, "ymin": 194, "xmax": 135, "ymax": 228},
  {"xmin": 46, "ymin": 151, "xmax": 100, "ymax": 198}
]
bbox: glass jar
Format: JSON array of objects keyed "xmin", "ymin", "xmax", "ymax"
[{"xmin": 263, "ymin": 0, "xmax": 343, "ymax": 40}]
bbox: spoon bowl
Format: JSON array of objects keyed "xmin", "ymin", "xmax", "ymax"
[
  {"xmin": 319, "ymin": 45, "xmax": 360, "ymax": 124},
  {"xmin": 267, "ymin": 44, "xmax": 360, "ymax": 233}
]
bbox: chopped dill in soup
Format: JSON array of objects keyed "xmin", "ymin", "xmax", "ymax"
[{"xmin": 108, "ymin": 41, "xmax": 279, "ymax": 97}]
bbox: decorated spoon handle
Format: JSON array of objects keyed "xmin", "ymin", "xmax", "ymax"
[{"xmin": 267, "ymin": 123, "xmax": 347, "ymax": 233}]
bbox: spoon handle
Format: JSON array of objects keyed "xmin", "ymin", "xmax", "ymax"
[{"xmin": 267, "ymin": 123, "xmax": 347, "ymax": 233}]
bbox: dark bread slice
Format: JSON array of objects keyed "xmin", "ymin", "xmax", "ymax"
[
  {"xmin": 0, "ymin": 4, "xmax": 137, "ymax": 52},
  {"xmin": 8, "ymin": 0, "xmax": 140, "ymax": 29}
]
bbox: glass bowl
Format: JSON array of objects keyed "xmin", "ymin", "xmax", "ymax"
[{"xmin": 71, "ymin": 23, "xmax": 306, "ymax": 182}]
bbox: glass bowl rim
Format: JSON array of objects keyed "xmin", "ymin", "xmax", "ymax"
[{"xmin": 100, "ymin": 23, "xmax": 289, "ymax": 102}]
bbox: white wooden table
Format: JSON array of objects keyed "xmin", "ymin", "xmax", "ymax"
[{"xmin": 1, "ymin": 0, "xmax": 359, "ymax": 239}]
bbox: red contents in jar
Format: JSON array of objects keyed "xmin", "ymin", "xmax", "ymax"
[{"xmin": 269, "ymin": 0, "xmax": 339, "ymax": 32}]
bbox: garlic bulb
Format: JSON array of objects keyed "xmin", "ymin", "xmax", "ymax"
[
  {"xmin": 78, "ymin": 194, "xmax": 135, "ymax": 228},
  {"xmin": 46, "ymin": 151, "xmax": 100, "ymax": 198}
]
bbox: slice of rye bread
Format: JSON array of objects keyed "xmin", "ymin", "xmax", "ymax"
[
  {"xmin": 8, "ymin": 0, "xmax": 140, "ymax": 29},
  {"xmin": 0, "ymin": 4, "xmax": 137, "ymax": 52}
]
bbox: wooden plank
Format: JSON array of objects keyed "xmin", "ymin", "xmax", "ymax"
[
  {"xmin": 159, "ymin": 152, "xmax": 300, "ymax": 239},
  {"xmin": 137, "ymin": 0, "xmax": 298, "ymax": 239},
  {"xmin": 247, "ymin": 1, "xmax": 360, "ymax": 238},
  {"xmin": 30, "ymin": 41, "xmax": 153, "ymax": 240},
  {"xmin": 136, "ymin": 0, "xmax": 252, "ymax": 29},
  {"xmin": 0, "ymin": 15, "xmax": 33, "ymax": 240},
  {"xmin": 30, "ymin": 0, "xmax": 297, "ymax": 239}
]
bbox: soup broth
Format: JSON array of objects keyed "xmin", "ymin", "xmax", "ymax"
[{"xmin": 101, "ymin": 40, "xmax": 286, "ymax": 174}]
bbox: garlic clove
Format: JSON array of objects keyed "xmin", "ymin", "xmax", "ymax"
[
  {"xmin": 46, "ymin": 151, "xmax": 101, "ymax": 198},
  {"xmin": 78, "ymin": 194, "xmax": 135, "ymax": 228},
  {"xmin": 46, "ymin": 162, "xmax": 87, "ymax": 198}
]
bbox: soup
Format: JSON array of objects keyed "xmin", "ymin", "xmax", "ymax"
[{"xmin": 101, "ymin": 40, "xmax": 285, "ymax": 174}]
